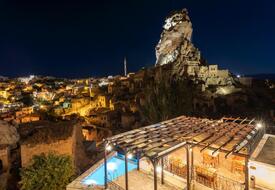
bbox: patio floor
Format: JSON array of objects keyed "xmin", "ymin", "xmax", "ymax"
[{"xmin": 113, "ymin": 170, "xmax": 181, "ymax": 190}]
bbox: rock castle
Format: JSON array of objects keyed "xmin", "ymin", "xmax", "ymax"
[{"xmin": 155, "ymin": 9, "xmax": 235, "ymax": 88}]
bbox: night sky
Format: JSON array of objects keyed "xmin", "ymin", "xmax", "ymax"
[{"xmin": 0, "ymin": 0, "xmax": 274, "ymax": 78}]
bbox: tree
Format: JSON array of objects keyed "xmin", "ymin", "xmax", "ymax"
[
  {"xmin": 20, "ymin": 153, "xmax": 74, "ymax": 190},
  {"xmin": 142, "ymin": 78, "xmax": 195, "ymax": 124}
]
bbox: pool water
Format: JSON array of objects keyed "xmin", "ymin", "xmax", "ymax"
[{"xmin": 82, "ymin": 155, "xmax": 137, "ymax": 186}]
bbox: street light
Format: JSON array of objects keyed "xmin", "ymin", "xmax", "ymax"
[
  {"xmin": 156, "ymin": 166, "xmax": 162, "ymax": 173},
  {"xmin": 212, "ymin": 150, "xmax": 219, "ymax": 157},
  {"xmin": 256, "ymin": 123, "xmax": 263, "ymax": 129},
  {"xmin": 106, "ymin": 144, "xmax": 112, "ymax": 151},
  {"xmin": 127, "ymin": 153, "xmax": 133, "ymax": 159}
]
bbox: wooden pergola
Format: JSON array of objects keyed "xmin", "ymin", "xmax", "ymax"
[{"xmin": 103, "ymin": 115, "xmax": 263, "ymax": 190}]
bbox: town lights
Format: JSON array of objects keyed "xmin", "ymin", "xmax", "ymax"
[
  {"xmin": 127, "ymin": 153, "xmax": 133, "ymax": 159},
  {"xmin": 156, "ymin": 166, "xmax": 162, "ymax": 173},
  {"xmin": 106, "ymin": 144, "xmax": 112, "ymax": 151}
]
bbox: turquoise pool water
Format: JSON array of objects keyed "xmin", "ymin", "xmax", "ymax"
[{"xmin": 82, "ymin": 155, "xmax": 137, "ymax": 186}]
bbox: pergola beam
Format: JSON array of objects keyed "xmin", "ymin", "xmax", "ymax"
[
  {"xmin": 212, "ymin": 119, "xmax": 250, "ymax": 155},
  {"xmin": 107, "ymin": 115, "xmax": 258, "ymax": 161},
  {"xmin": 200, "ymin": 122, "xmax": 239, "ymax": 152}
]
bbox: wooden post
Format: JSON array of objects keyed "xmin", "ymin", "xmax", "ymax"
[
  {"xmin": 104, "ymin": 149, "xmax": 108, "ymax": 189},
  {"xmin": 137, "ymin": 152, "xmax": 140, "ymax": 171},
  {"xmin": 186, "ymin": 145, "xmax": 190, "ymax": 190},
  {"xmin": 153, "ymin": 160, "xmax": 158, "ymax": 190},
  {"xmin": 161, "ymin": 157, "xmax": 164, "ymax": 184},
  {"xmin": 137, "ymin": 158, "xmax": 140, "ymax": 171},
  {"xmin": 245, "ymin": 156, "xmax": 249, "ymax": 190},
  {"xmin": 190, "ymin": 147, "xmax": 194, "ymax": 188},
  {"xmin": 245, "ymin": 145, "xmax": 252, "ymax": 190},
  {"xmin": 125, "ymin": 153, "xmax": 129, "ymax": 190}
]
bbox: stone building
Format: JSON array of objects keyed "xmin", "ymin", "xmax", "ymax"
[
  {"xmin": 19, "ymin": 120, "xmax": 86, "ymax": 169},
  {"xmin": 89, "ymin": 109, "xmax": 117, "ymax": 128},
  {"xmin": 96, "ymin": 95, "xmax": 109, "ymax": 108},
  {"xmin": 0, "ymin": 121, "xmax": 19, "ymax": 189},
  {"xmin": 82, "ymin": 126, "xmax": 97, "ymax": 141},
  {"xmin": 15, "ymin": 113, "xmax": 40, "ymax": 124},
  {"xmin": 15, "ymin": 106, "xmax": 34, "ymax": 118}
]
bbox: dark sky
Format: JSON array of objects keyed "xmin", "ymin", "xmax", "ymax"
[{"xmin": 0, "ymin": 0, "xmax": 274, "ymax": 78}]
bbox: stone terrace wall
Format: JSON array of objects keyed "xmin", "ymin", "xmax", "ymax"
[{"xmin": 21, "ymin": 134, "xmax": 76, "ymax": 168}]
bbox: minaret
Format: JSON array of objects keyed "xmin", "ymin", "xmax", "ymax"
[{"xmin": 124, "ymin": 57, "xmax": 127, "ymax": 77}]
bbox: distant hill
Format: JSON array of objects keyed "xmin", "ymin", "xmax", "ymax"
[{"xmin": 245, "ymin": 74, "xmax": 275, "ymax": 80}]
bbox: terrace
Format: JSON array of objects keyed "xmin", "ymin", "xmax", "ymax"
[{"xmin": 67, "ymin": 115, "xmax": 264, "ymax": 190}]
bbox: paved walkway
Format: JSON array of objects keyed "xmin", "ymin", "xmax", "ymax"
[{"xmin": 113, "ymin": 170, "xmax": 180, "ymax": 190}]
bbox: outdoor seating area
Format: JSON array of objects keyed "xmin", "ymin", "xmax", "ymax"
[{"xmin": 101, "ymin": 115, "xmax": 264, "ymax": 190}]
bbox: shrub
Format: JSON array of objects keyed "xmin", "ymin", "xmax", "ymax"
[{"xmin": 20, "ymin": 153, "xmax": 74, "ymax": 190}]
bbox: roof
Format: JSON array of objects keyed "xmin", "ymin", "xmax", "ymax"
[
  {"xmin": 107, "ymin": 115, "xmax": 261, "ymax": 160},
  {"xmin": 19, "ymin": 120, "xmax": 77, "ymax": 145},
  {"xmin": 252, "ymin": 134, "xmax": 275, "ymax": 166}
]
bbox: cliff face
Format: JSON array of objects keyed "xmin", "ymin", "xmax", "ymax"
[
  {"xmin": 155, "ymin": 9, "xmax": 236, "ymax": 88},
  {"xmin": 155, "ymin": 9, "xmax": 201, "ymax": 76}
]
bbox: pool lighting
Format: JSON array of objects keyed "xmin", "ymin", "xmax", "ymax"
[
  {"xmin": 107, "ymin": 162, "xmax": 117, "ymax": 171},
  {"xmin": 106, "ymin": 144, "xmax": 112, "ymax": 151},
  {"xmin": 127, "ymin": 153, "xmax": 133, "ymax": 159},
  {"xmin": 156, "ymin": 166, "xmax": 162, "ymax": 173}
]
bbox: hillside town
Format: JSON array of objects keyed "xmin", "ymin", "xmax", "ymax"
[{"xmin": 0, "ymin": 8, "xmax": 275, "ymax": 190}]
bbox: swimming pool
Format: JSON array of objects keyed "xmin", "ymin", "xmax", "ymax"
[{"xmin": 82, "ymin": 155, "xmax": 137, "ymax": 186}]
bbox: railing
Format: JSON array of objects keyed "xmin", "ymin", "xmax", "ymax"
[
  {"xmin": 194, "ymin": 166, "xmax": 245, "ymax": 190},
  {"xmin": 85, "ymin": 181, "xmax": 124, "ymax": 190},
  {"xmin": 164, "ymin": 159, "xmax": 187, "ymax": 179},
  {"xmin": 215, "ymin": 175, "xmax": 245, "ymax": 190},
  {"xmin": 194, "ymin": 166, "xmax": 216, "ymax": 188}
]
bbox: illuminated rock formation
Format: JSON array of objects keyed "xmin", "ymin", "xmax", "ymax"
[
  {"xmin": 155, "ymin": 9, "xmax": 200, "ymax": 73},
  {"xmin": 155, "ymin": 9, "xmax": 236, "ymax": 87}
]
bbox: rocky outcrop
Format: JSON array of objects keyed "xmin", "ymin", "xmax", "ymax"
[
  {"xmin": 155, "ymin": 9, "xmax": 201, "ymax": 74},
  {"xmin": 155, "ymin": 9, "xmax": 236, "ymax": 88}
]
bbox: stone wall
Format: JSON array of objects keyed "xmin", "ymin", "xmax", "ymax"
[
  {"xmin": 20, "ymin": 127, "xmax": 77, "ymax": 168},
  {"xmin": 0, "ymin": 147, "xmax": 10, "ymax": 172}
]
